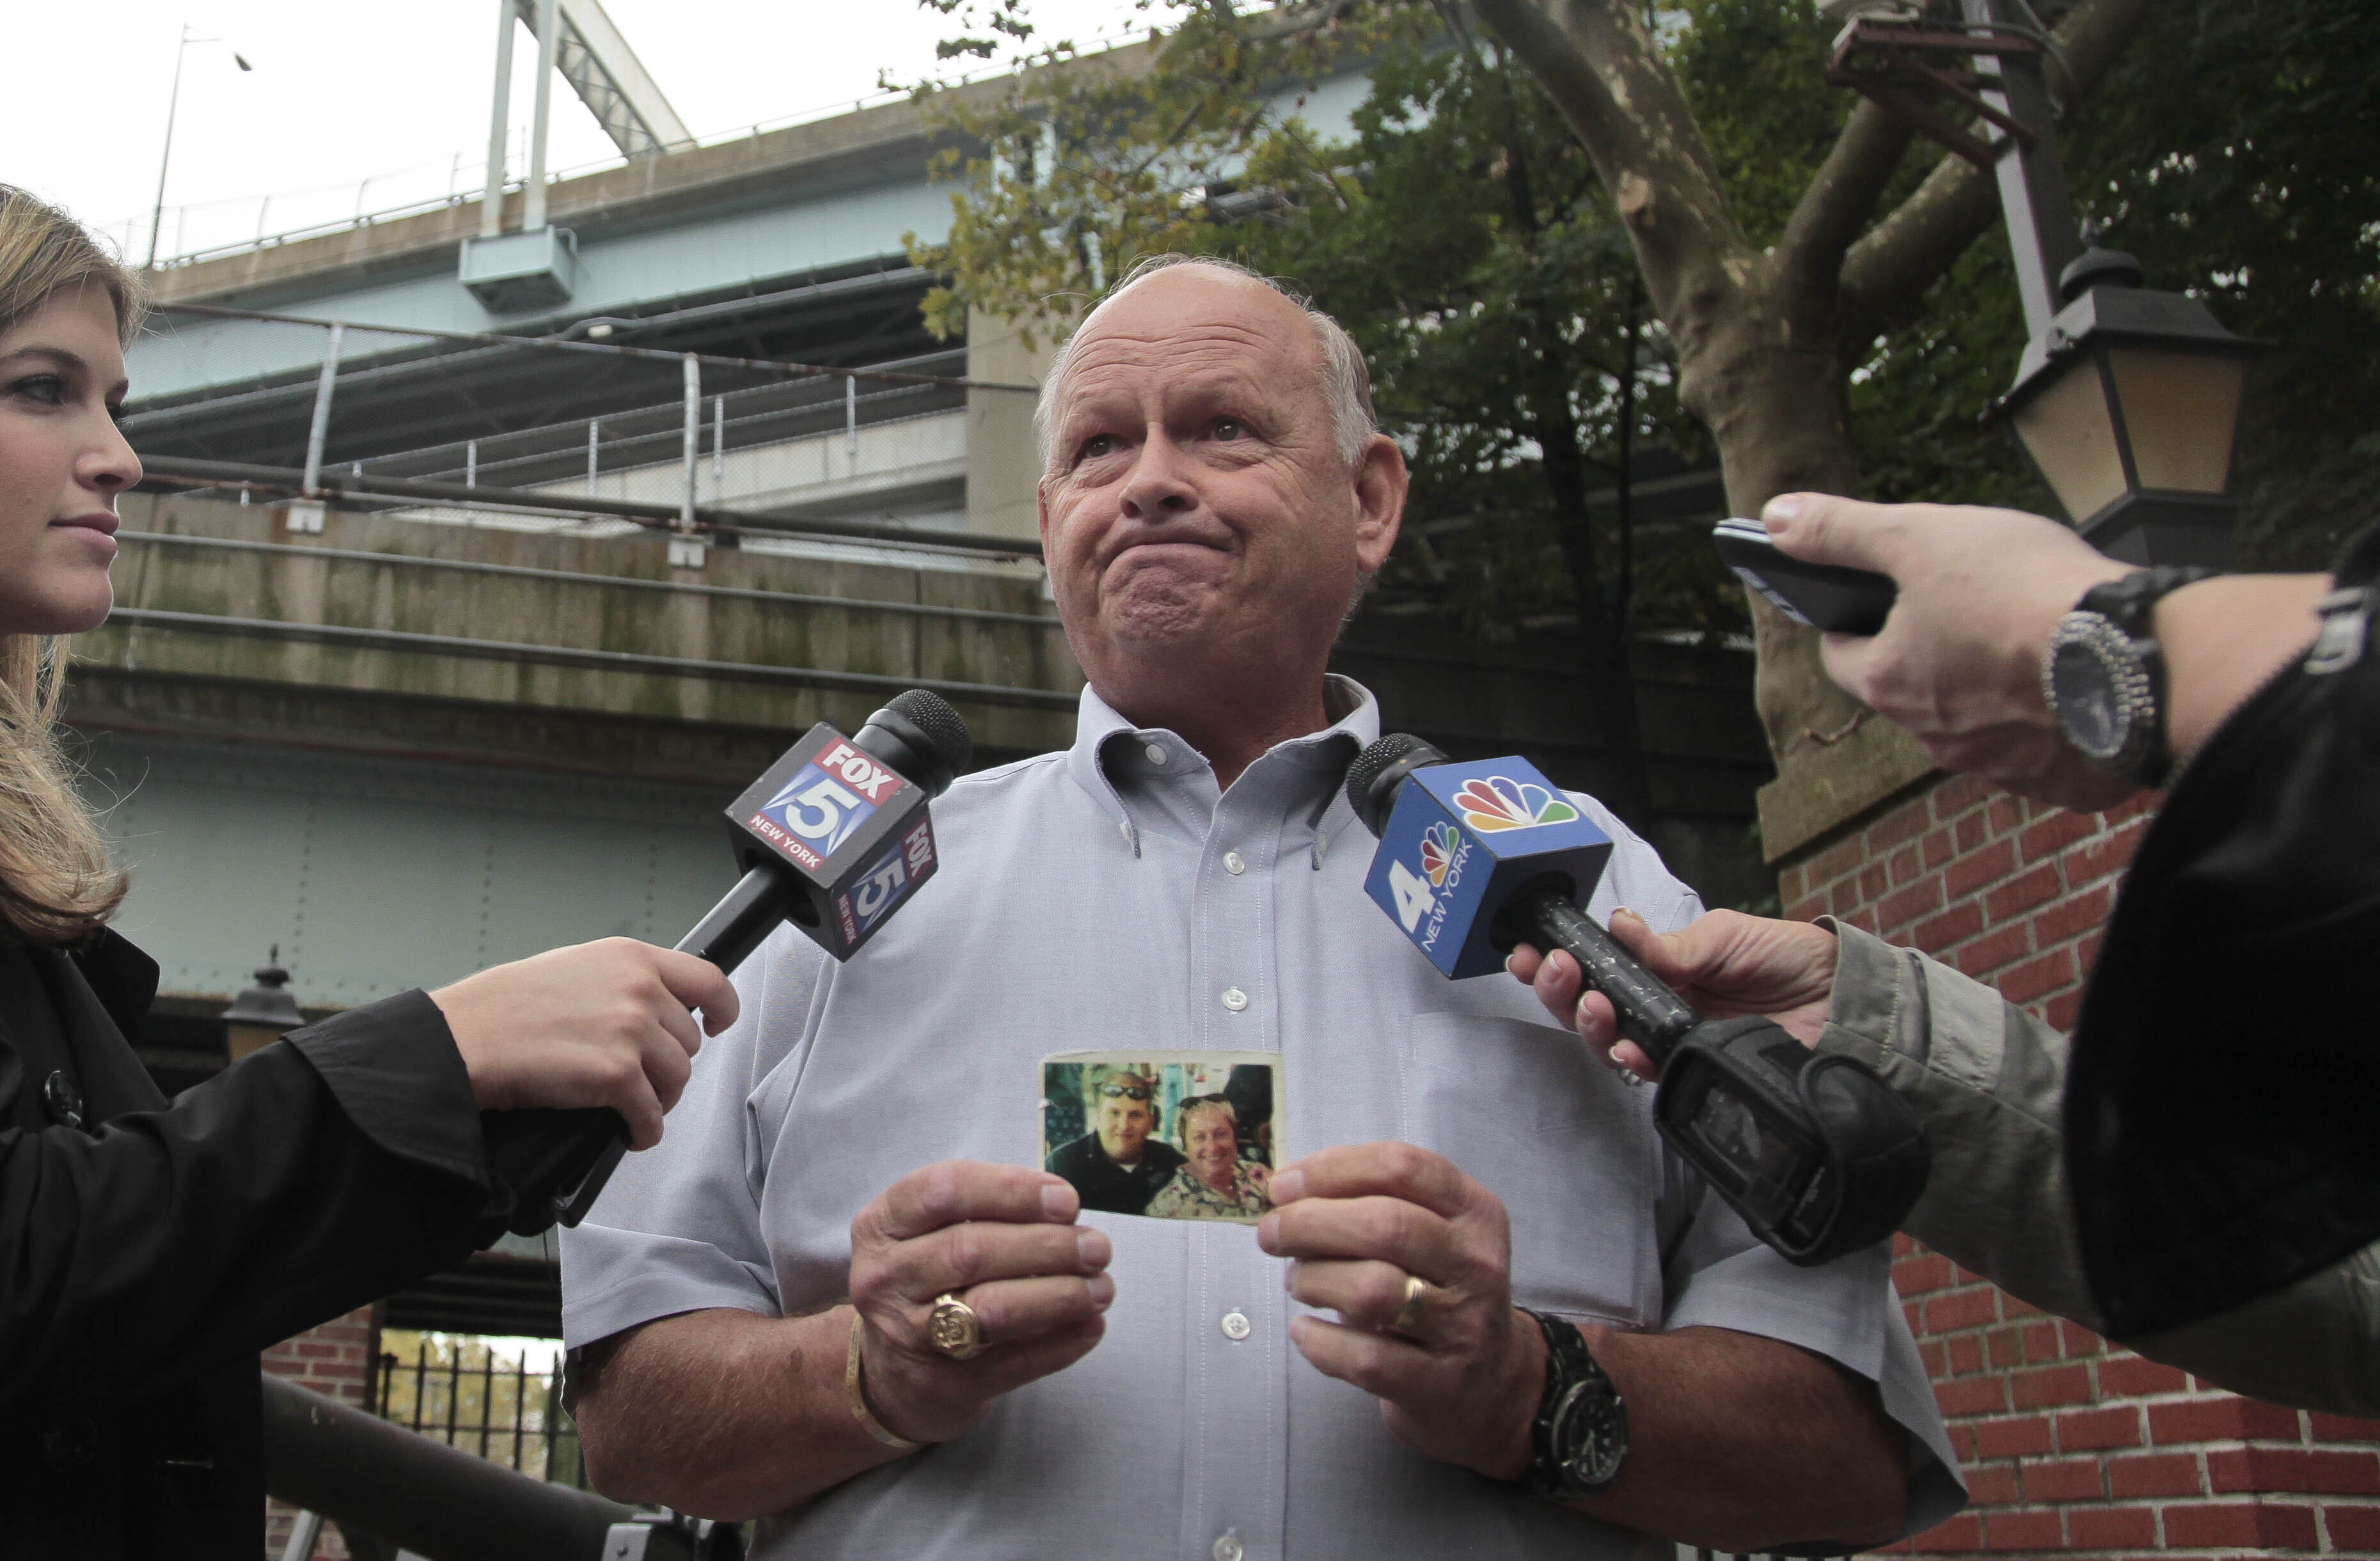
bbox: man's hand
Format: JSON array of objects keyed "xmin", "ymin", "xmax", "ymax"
[
  {"xmin": 1507, "ymin": 909, "xmax": 1840, "ymax": 1082},
  {"xmin": 1762, "ymin": 492, "xmax": 2137, "ymax": 811},
  {"xmin": 430, "ymin": 938, "xmax": 739, "ymax": 1149},
  {"xmin": 1257, "ymin": 1142, "xmax": 1540, "ymax": 1479},
  {"xmin": 849, "ymin": 1162, "xmax": 1114, "ymax": 1445}
]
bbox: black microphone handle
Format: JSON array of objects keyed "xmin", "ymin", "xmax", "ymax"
[
  {"xmin": 484, "ymin": 866, "xmax": 796, "ymax": 1234},
  {"xmin": 677, "ymin": 864, "xmax": 801, "ymax": 971},
  {"xmin": 1506, "ymin": 884, "xmax": 1701, "ymax": 1065}
]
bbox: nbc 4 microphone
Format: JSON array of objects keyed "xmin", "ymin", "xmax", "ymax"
[
  {"xmin": 1346, "ymin": 733, "xmax": 1929, "ymax": 1265},
  {"xmin": 480, "ymin": 689, "xmax": 973, "ymax": 1237}
]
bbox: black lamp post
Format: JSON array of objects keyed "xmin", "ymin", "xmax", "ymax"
[
  {"xmin": 222, "ymin": 948, "xmax": 304, "ymax": 1063},
  {"xmin": 1826, "ymin": 0, "xmax": 2262, "ymax": 566}
]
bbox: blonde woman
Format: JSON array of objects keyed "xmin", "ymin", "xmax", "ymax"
[{"xmin": 0, "ymin": 185, "xmax": 739, "ymax": 1559}]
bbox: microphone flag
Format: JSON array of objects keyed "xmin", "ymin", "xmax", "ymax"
[{"xmin": 1361, "ymin": 754, "xmax": 1612, "ymax": 978}]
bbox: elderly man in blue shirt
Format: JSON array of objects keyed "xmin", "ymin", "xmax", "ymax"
[{"xmin": 560, "ymin": 255, "xmax": 1964, "ymax": 1560}]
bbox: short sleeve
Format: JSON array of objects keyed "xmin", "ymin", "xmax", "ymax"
[
  {"xmin": 1662, "ymin": 1175, "xmax": 1967, "ymax": 1539},
  {"xmin": 1562, "ymin": 791, "xmax": 1706, "ymax": 933},
  {"xmin": 1564, "ymin": 800, "xmax": 1967, "ymax": 1536},
  {"xmin": 558, "ymin": 929, "xmax": 818, "ymax": 1348}
]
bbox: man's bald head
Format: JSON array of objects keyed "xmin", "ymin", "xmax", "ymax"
[{"xmin": 1034, "ymin": 256, "xmax": 1378, "ymax": 474}]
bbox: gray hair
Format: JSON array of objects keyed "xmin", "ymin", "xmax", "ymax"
[
  {"xmin": 1034, "ymin": 254, "xmax": 1379, "ymax": 474},
  {"xmin": 1173, "ymin": 1094, "xmax": 1240, "ymax": 1149}
]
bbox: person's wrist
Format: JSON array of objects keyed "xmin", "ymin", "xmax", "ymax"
[{"xmin": 1481, "ymin": 1305, "xmax": 1547, "ymax": 1482}]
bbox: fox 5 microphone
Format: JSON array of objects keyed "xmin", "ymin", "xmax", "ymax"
[
  {"xmin": 1345, "ymin": 733, "xmax": 1928, "ymax": 1265},
  {"xmin": 480, "ymin": 690, "xmax": 973, "ymax": 1237}
]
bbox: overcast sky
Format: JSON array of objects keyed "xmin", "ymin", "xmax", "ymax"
[{"xmin": 7, "ymin": 0, "xmax": 1145, "ymax": 262}]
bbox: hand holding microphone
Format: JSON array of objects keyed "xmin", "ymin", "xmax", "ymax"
[
  {"xmin": 480, "ymin": 690, "xmax": 973, "ymax": 1237},
  {"xmin": 433, "ymin": 939, "xmax": 739, "ymax": 1149},
  {"xmin": 1345, "ymin": 735, "xmax": 1928, "ymax": 1265}
]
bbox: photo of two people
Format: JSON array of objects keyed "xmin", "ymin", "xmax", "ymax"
[{"xmin": 1040, "ymin": 1052, "xmax": 1284, "ymax": 1223}]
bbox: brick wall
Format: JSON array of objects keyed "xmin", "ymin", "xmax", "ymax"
[
  {"xmin": 260, "ymin": 1306, "xmax": 375, "ymax": 1560},
  {"xmin": 1778, "ymin": 773, "xmax": 2380, "ymax": 1557}
]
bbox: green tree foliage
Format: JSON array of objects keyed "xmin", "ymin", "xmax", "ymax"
[
  {"xmin": 911, "ymin": 0, "xmax": 2379, "ymax": 794},
  {"xmin": 907, "ymin": 4, "xmax": 1757, "ymax": 817},
  {"xmin": 1667, "ymin": 0, "xmax": 2380, "ymax": 559}
]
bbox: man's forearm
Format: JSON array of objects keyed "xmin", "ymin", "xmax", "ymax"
[
  {"xmin": 1563, "ymin": 1323, "xmax": 1906, "ymax": 1552},
  {"xmin": 576, "ymin": 1306, "xmax": 911, "ymax": 1521}
]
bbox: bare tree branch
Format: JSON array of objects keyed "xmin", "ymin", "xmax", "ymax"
[
  {"xmin": 1774, "ymin": 98, "xmax": 1914, "ymax": 302},
  {"xmin": 1469, "ymin": 0, "xmax": 1752, "ymax": 342},
  {"xmin": 1836, "ymin": 0, "xmax": 2158, "ymax": 335}
]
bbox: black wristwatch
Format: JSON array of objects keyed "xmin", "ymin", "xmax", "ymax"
[
  {"xmin": 2042, "ymin": 566, "xmax": 2212, "ymax": 787},
  {"xmin": 1517, "ymin": 1308, "xmax": 1628, "ymax": 1498}
]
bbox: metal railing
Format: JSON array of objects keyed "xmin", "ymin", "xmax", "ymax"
[
  {"xmin": 370, "ymin": 1337, "xmax": 587, "ymax": 1489},
  {"xmin": 115, "ymin": 6, "xmax": 1156, "ymax": 273},
  {"xmin": 132, "ymin": 302, "xmax": 1040, "ymax": 565}
]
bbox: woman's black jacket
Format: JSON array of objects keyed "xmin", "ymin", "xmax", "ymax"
[{"xmin": 0, "ymin": 929, "xmax": 491, "ymax": 1559}]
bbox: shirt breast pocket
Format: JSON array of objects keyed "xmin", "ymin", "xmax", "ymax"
[{"xmin": 1402, "ymin": 1011, "xmax": 1660, "ymax": 1328}]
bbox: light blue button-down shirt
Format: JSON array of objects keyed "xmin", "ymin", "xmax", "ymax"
[{"xmin": 563, "ymin": 678, "xmax": 1962, "ymax": 1560}]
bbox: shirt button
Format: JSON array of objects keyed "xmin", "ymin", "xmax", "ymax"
[
  {"xmin": 1222, "ymin": 851, "xmax": 1246, "ymax": 875},
  {"xmin": 1213, "ymin": 1535, "xmax": 1243, "ymax": 1561},
  {"xmin": 1144, "ymin": 742, "xmax": 1169, "ymax": 766},
  {"xmin": 1117, "ymin": 817, "xmax": 1132, "ymax": 843},
  {"xmin": 1220, "ymin": 987, "xmax": 1248, "ymax": 1012},
  {"xmin": 1220, "ymin": 1309, "xmax": 1252, "ymax": 1341}
]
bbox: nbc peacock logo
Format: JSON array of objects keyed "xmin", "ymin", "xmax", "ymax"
[
  {"xmin": 1453, "ymin": 776, "xmax": 1581, "ymax": 833},
  {"xmin": 1419, "ymin": 821, "xmax": 1459, "ymax": 887}
]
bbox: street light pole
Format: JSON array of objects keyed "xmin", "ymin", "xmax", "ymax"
[
  {"xmin": 1959, "ymin": 0, "xmax": 2081, "ymax": 339},
  {"xmin": 145, "ymin": 25, "xmax": 193, "ymax": 271},
  {"xmin": 1824, "ymin": 0, "xmax": 2260, "ymax": 567},
  {"xmin": 145, "ymin": 24, "xmax": 253, "ymax": 271}
]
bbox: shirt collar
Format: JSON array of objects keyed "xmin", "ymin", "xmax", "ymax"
[{"xmin": 1064, "ymin": 675, "xmax": 1380, "ymax": 857}]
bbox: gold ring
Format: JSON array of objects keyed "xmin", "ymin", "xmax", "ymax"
[
  {"xmin": 1389, "ymin": 1273, "xmax": 1428, "ymax": 1335},
  {"xmin": 928, "ymin": 1291, "xmax": 985, "ymax": 1360}
]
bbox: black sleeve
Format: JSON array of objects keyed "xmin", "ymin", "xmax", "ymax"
[
  {"xmin": 0, "ymin": 993, "xmax": 489, "ymax": 1416},
  {"xmin": 2067, "ymin": 528, "xmax": 2380, "ymax": 1338}
]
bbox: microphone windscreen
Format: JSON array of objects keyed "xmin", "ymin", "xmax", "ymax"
[
  {"xmin": 886, "ymin": 688, "xmax": 973, "ymax": 777},
  {"xmin": 1346, "ymin": 732, "xmax": 1439, "ymax": 836}
]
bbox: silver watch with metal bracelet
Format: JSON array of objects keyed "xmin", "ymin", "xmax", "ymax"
[{"xmin": 2042, "ymin": 566, "xmax": 2213, "ymax": 788}]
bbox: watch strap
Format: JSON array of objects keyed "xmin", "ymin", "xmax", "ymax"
[
  {"xmin": 2075, "ymin": 566, "xmax": 2212, "ymax": 637},
  {"xmin": 2061, "ymin": 567, "xmax": 2214, "ymax": 786}
]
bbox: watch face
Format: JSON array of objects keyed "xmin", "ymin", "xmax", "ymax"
[
  {"xmin": 1553, "ymin": 1385, "xmax": 1628, "ymax": 1492},
  {"xmin": 2049, "ymin": 639, "xmax": 2131, "ymax": 761},
  {"xmin": 1566, "ymin": 1411, "xmax": 1627, "ymax": 1489}
]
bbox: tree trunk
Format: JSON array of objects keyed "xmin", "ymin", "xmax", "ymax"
[
  {"xmin": 1469, "ymin": 0, "xmax": 2158, "ymax": 777},
  {"xmin": 1675, "ymin": 269, "xmax": 1874, "ymax": 773}
]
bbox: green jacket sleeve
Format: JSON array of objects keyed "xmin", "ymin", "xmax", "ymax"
[{"xmin": 1813, "ymin": 918, "xmax": 2380, "ymax": 1416}]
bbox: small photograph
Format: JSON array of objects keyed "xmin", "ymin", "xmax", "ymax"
[{"xmin": 1040, "ymin": 1051, "xmax": 1284, "ymax": 1223}]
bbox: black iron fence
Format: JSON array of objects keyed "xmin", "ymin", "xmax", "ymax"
[{"xmin": 369, "ymin": 1335, "xmax": 587, "ymax": 1489}]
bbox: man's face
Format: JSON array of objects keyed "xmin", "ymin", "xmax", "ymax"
[
  {"xmin": 1036, "ymin": 269, "xmax": 1402, "ymax": 694},
  {"xmin": 1183, "ymin": 1106, "xmax": 1239, "ymax": 1191},
  {"xmin": 1094, "ymin": 1082, "xmax": 1155, "ymax": 1163}
]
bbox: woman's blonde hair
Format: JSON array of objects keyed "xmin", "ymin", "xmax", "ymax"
[{"xmin": 0, "ymin": 185, "xmax": 141, "ymax": 943}]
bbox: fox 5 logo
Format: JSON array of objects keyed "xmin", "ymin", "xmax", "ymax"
[{"xmin": 846, "ymin": 821, "xmax": 938, "ymax": 936}]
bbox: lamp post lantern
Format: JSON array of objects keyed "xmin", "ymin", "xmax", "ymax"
[
  {"xmin": 1825, "ymin": 0, "xmax": 2262, "ymax": 566},
  {"xmin": 1992, "ymin": 242, "xmax": 2265, "ymax": 567},
  {"xmin": 221, "ymin": 948, "xmax": 304, "ymax": 1063}
]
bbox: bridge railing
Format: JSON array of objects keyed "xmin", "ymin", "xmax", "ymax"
[{"xmin": 129, "ymin": 303, "xmax": 1037, "ymax": 566}]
